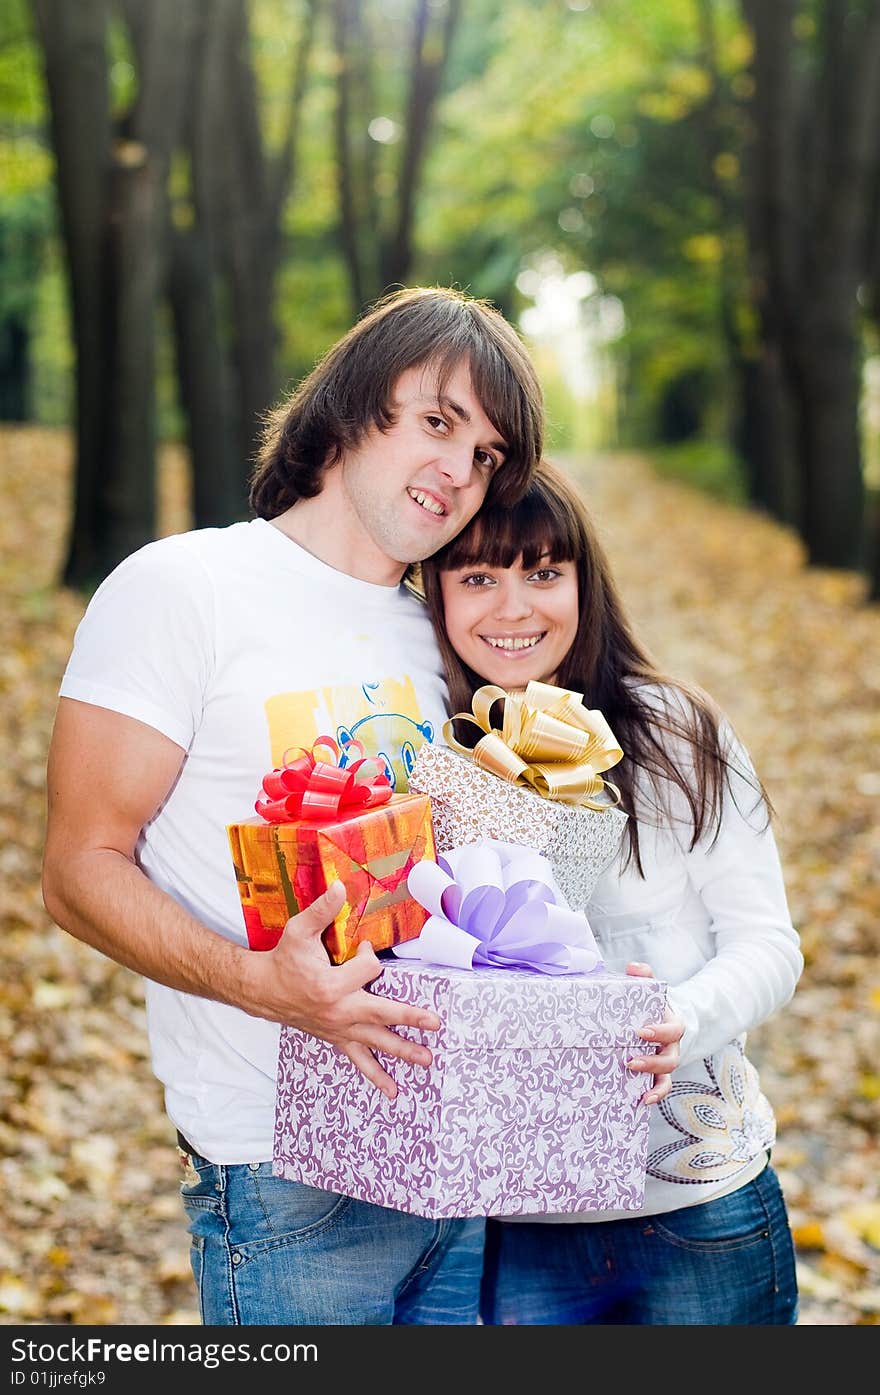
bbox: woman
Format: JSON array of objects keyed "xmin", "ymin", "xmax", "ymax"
[{"xmin": 418, "ymin": 460, "xmax": 802, "ymax": 1326}]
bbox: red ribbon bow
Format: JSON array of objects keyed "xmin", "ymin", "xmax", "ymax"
[{"xmin": 254, "ymin": 735, "xmax": 393, "ymax": 824}]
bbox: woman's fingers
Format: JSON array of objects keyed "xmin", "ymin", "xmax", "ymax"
[
  {"xmin": 623, "ymin": 963, "xmax": 684, "ymax": 1105},
  {"xmin": 642, "ymin": 1076, "xmax": 671, "ymax": 1106},
  {"xmin": 624, "ymin": 961, "xmax": 653, "ymax": 978}
]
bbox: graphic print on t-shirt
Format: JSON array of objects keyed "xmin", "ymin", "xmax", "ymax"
[
  {"xmin": 227, "ymin": 674, "xmax": 438, "ymax": 956},
  {"xmin": 264, "ymin": 674, "xmax": 435, "ymax": 792}
]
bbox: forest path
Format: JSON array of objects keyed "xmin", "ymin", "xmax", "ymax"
[{"xmin": 1, "ymin": 429, "xmax": 877, "ymax": 1325}]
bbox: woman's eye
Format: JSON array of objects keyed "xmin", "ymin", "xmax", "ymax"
[
  {"xmin": 529, "ymin": 568, "xmax": 561, "ymax": 583},
  {"xmin": 474, "ymin": 449, "xmax": 497, "ymax": 471},
  {"xmin": 425, "ymin": 414, "xmax": 449, "ymax": 433},
  {"xmin": 461, "ymin": 572, "xmax": 493, "ymax": 587}
]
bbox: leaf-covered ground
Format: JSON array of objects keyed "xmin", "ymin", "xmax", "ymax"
[{"xmin": 1, "ymin": 427, "xmax": 878, "ymax": 1325}]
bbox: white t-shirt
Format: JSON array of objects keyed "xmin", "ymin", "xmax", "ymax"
[{"xmin": 59, "ymin": 519, "xmax": 449, "ymax": 1163}]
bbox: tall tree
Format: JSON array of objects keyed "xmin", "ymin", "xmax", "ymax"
[
  {"xmin": 332, "ymin": 0, "xmax": 462, "ymax": 314},
  {"xmin": 31, "ymin": 0, "xmax": 317, "ymax": 584},
  {"xmin": 741, "ymin": 0, "xmax": 880, "ymax": 569},
  {"xmin": 31, "ymin": 0, "xmax": 192, "ymax": 588},
  {"xmin": 168, "ymin": 0, "xmax": 317, "ymax": 524}
]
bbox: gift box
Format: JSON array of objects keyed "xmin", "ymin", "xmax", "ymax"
[
  {"xmin": 227, "ymin": 738, "xmax": 435, "ymax": 964},
  {"xmin": 272, "ymin": 839, "xmax": 667, "ymax": 1218},
  {"xmin": 409, "ymin": 742, "xmax": 628, "ymax": 913},
  {"xmin": 408, "ymin": 682, "xmax": 629, "ymax": 913},
  {"xmin": 273, "ymin": 959, "xmax": 666, "ymax": 1218}
]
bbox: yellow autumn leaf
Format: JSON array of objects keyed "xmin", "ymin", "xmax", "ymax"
[
  {"xmin": 0, "ymin": 1274, "xmax": 40, "ymax": 1317},
  {"xmin": 792, "ymin": 1221, "xmax": 826, "ymax": 1251},
  {"xmin": 840, "ymin": 1204, "xmax": 880, "ymax": 1251}
]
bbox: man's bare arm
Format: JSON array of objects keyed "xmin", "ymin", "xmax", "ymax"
[{"xmin": 42, "ymin": 698, "xmax": 439, "ymax": 1097}]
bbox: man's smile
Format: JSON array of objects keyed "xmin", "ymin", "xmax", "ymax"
[{"xmin": 407, "ymin": 486, "xmax": 448, "ymax": 517}]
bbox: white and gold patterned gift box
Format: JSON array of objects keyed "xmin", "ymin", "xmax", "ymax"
[{"xmin": 409, "ymin": 681, "xmax": 629, "ymax": 913}]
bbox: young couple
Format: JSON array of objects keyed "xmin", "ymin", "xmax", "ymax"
[{"xmin": 43, "ymin": 287, "xmax": 801, "ymax": 1326}]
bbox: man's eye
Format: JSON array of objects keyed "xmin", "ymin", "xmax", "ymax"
[
  {"xmin": 474, "ymin": 449, "xmax": 497, "ymax": 471},
  {"xmin": 425, "ymin": 414, "xmax": 448, "ymax": 432}
]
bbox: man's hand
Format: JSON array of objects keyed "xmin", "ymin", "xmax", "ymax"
[
  {"xmin": 243, "ymin": 881, "xmax": 441, "ymax": 1100},
  {"xmin": 624, "ymin": 960, "xmax": 683, "ymax": 1106},
  {"xmin": 44, "ymin": 701, "xmax": 438, "ymax": 1102}
]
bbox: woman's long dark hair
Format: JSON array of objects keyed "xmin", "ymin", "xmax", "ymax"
[{"xmin": 418, "ymin": 460, "xmax": 770, "ymax": 874}]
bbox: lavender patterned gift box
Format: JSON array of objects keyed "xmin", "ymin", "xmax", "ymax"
[{"xmin": 273, "ymin": 959, "xmax": 667, "ymax": 1219}]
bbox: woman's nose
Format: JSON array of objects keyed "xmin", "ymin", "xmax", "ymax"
[{"xmin": 491, "ymin": 581, "xmax": 533, "ymax": 620}]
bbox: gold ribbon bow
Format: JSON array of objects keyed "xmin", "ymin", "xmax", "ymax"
[{"xmin": 442, "ymin": 680, "xmax": 623, "ymax": 810}]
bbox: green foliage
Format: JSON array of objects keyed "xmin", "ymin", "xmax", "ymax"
[
  {"xmin": 646, "ymin": 436, "xmax": 747, "ymax": 504},
  {"xmin": 0, "ymin": 0, "xmax": 58, "ymax": 421},
  {"xmin": 0, "ymin": 189, "xmax": 50, "ymax": 321},
  {"xmin": 419, "ymin": 0, "xmax": 749, "ymax": 447},
  {"xmin": 275, "ymin": 247, "xmax": 352, "ymax": 386},
  {"xmin": 30, "ymin": 239, "xmax": 72, "ymax": 428}
]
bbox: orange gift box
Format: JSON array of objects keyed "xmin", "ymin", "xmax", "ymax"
[{"xmin": 227, "ymin": 792, "xmax": 435, "ymax": 964}]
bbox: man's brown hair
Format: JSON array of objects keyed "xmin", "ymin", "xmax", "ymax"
[{"xmin": 250, "ymin": 286, "xmax": 544, "ymax": 518}]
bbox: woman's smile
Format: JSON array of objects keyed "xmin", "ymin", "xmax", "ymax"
[{"xmin": 439, "ymin": 554, "xmax": 579, "ymax": 686}]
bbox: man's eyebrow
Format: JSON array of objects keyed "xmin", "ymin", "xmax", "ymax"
[{"xmin": 424, "ymin": 393, "xmax": 508, "ymax": 455}]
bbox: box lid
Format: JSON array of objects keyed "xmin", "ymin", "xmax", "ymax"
[{"xmin": 371, "ymin": 958, "xmax": 666, "ymax": 1051}]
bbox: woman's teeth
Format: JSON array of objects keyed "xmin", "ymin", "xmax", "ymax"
[
  {"xmin": 482, "ymin": 635, "xmax": 543, "ymax": 650},
  {"xmin": 408, "ymin": 488, "xmax": 445, "ymax": 516}
]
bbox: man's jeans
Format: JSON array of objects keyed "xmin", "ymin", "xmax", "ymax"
[
  {"xmin": 179, "ymin": 1147, "xmax": 485, "ymax": 1325},
  {"xmin": 481, "ymin": 1163, "xmax": 799, "ymax": 1325}
]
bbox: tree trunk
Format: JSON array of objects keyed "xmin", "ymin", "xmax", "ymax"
[
  {"xmin": 380, "ymin": 0, "xmax": 462, "ymax": 290},
  {"xmin": 168, "ymin": 0, "xmax": 245, "ymax": 522},
  {"xmin": 793, "ymin": 298, "xmax": 866, "ymax": 568},
  {"xmin": 334, "ymin": 0, "xmax": 462, "ymax": 311},
  {"xmin": 168, "ymin": 0, "xmax": 316, "ymax": 523},
  {"xmin": 32, "ymin": 0, "xmax": 193, "ymax": 587},
  {"xmin": 735, "ymin": 350, "xmax": 800, "ymax": 526},
  {"xmin": 0, "ymin": 320, "xmax": 31, "ymax": 421},
  {"xmin": 333, "ymin": 0, "xmax": 372, "ymax": 315},
  {"xmin": 867, "ymin": 490, "xmax": 880, "ymax": 602},
  {"xmin": 788, "ymin": 2, "xmax": 880, "ymax": 568},
  {"xmin": 739, "ymin": 0, "xmax": 801, "ymax": 528},
  {"xmin": 99, "ymin": 0, "xmax": 191, "ymax": 573},
  {"xmin": 740, "ymin": 0, "xmax": 880, "ymax": 576},
  {"xmin": 31, "ymin": 0, "xmax": 113, "ymax": 588},
  {"xmin": 168, "ymin": 225, "xmax": 244, "ymax": 527},
  {"xmin": 221, "ymin": 0, "xmax": 277, "ymax": 469}
]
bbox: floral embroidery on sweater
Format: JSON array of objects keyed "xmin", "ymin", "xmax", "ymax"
[{"xmin": 647, "ymin": 1041, "xmax": 775, "ymax": 1185}]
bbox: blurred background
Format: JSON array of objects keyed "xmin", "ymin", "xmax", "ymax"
[{"xmin": 1, "ymin": 0, "xmax": 878, "ymax": 1326}]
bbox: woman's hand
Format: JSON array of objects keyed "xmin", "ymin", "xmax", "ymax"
[{"xmin": 625, "ymin": 960, "xmax": 683, "ymax": 1106}]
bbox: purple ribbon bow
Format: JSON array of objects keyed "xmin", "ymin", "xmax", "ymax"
[{"xmin": 394, "ymin": 837, "xmax": 603, "ymax": 975}]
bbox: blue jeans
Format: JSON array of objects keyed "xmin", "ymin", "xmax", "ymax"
[
  {"xmin": 179, "ymin": 1147, "xmax": 485, "ymax": 1325},
  {"xmin": 481, "ymin": 1163, "xmax": 798, "ymax": 1325}
]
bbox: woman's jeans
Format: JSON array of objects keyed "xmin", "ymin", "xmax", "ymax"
[
  {"xmin": 481, "ymin": 1163, "xmax": 799, "ymax": 1325},
  {"xmin": 178, "ymin": 1147, "xmax": 485, "ymax": 1325}
]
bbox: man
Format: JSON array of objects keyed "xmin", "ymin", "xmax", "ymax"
[{"xmin": 42, "ymin": 286, "xmax": 545, "ymax": 1325}]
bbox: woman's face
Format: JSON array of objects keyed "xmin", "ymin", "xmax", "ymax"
[{"xmin": 439, "ymin": 553, "xmax": 579, "ymax": 688}]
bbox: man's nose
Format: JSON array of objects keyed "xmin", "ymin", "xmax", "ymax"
[{"xmin": 438, "ymin": 442, "xmax": 478, "ymax": 488}]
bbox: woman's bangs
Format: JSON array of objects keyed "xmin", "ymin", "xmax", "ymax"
[{"xmin": 438, "ymin": 488, "xmax": 580, "ymax": 573}]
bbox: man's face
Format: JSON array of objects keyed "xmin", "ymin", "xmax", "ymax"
[{"xmin": 334, "ymin": 361, "xmax": 508, "ymax": 576}]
